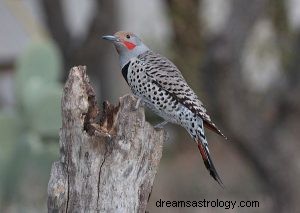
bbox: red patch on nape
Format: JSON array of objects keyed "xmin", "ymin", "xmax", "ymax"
[{"xmin": 123, "ymin": 41, "xmax": 136, "ymax": 50}]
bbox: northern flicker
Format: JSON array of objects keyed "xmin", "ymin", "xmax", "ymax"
[{"xmin": 102, "ymin": 31, "xmax": 227, "ymax": 185}]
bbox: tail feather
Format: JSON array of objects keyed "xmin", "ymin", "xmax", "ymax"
[
  {"xmin": 204, "ymin": 121, "xmax": 227, "ymax": 140},
  {"xmin": 197, "ymin": 139, "xmax": 223, "ymax": 187}
]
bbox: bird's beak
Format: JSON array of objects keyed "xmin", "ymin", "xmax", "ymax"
[{"xmin": 102, "ymin": 35, "xmax": 119, "ymax": 42}]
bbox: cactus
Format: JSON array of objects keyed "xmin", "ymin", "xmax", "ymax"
[
  {"xmin": 0, "ymin": 112, "xmax": 19, "ymax": 170},
  {"xmin": 0, "ymin": 40, "xmax": 62, "ymax": 210},
  {"xmin": 15, "ymin": 40, "xmax": 62, "ymax": 136}
]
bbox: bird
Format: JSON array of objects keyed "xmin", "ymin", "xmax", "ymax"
[{"xmin": 102, "ymin": 31, "xmax": 227, "ymax": 186}]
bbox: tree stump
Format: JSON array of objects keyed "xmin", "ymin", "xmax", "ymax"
[{"xmin": 47, "ymin": 66, "xmax": 165, "ymax": 213}]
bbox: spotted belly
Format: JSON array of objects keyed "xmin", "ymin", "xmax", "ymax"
[{"xmin": 124, "ymin": 59, "xmax": 204, "ymax": 139}]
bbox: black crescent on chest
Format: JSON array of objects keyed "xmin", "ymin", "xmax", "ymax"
[{"xmin": 121, "ymin": 62, "xmax": 130, "ymax": 84}]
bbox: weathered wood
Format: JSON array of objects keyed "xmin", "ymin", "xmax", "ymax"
[{"xmin": 47, "ymin": 66, "xmax": 165, "ymax": 213}]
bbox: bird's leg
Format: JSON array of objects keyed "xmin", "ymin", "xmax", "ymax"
[
  {"xmin": 154, "ymin": 121, "xmax": 168, "ymax": 129},
  {"xmin": 135, "ymin": 98, "xmax": 141, "ymax": 109},
  {"xmin": 132, "ymin": 97, "xmax": 143, "ymax": 111}
]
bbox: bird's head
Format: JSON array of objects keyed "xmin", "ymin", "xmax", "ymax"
[{"xmin": 102, "ymin": 31, "xmax": 149, "ymax": 67}]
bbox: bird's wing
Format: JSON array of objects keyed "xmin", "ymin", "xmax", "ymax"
[{"xmin": 138, "ymin": 50, "xmax": 226, "ymax": 139}]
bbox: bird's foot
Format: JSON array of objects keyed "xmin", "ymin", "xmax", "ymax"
[
  {"xmin": 154, "ymin": 121, "xmax": 168, "ymax": 130},
  {"xmin": 132, "ymin": 97, "xmax": 143, "ymax": 111}
]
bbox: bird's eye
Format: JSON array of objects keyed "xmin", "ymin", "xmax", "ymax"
[{"xmin": 126, "ymin": 34, "xmax": 131, "ymax": 39}]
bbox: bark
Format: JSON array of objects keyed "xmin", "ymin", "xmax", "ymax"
[{"xmin": 47, "ymin": 66, "xmax": 165, "ymax": 213}]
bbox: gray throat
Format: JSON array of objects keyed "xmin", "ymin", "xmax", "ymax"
[{"xmin": 119, "ymin": 44, "xmax": 150, "ymax": 68}]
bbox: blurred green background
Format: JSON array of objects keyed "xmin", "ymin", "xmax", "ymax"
[{"xmin": 0, "ymin": 0, "xmax": 300, "ymax": 212}]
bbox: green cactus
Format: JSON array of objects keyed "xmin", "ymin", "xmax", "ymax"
[
  {"xmin": 15, "ymin": 40, "xmax": 61, "ymax": 94},
  {"xmin": 0, "ymin": 39, "xmax": 62, "ymax": 210},
  {"xmin": 22, "ymin": 78, "xmax": 62, "ymax": 136},
  {"xmin": 16, "ymin": 39, "xmax": 63, "ymax": 137},
  {"xmin": 0, "ymin": 111, "xmax": 19, "ymax": 170}
]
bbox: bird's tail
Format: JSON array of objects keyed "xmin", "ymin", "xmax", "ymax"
[{"xmin": 196, "ymin": 138, "xmax": 223, "ymax": 187}]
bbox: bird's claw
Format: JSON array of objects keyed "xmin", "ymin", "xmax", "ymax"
[{"xmin": 132, "ymin": 97, "xmax": 142, "ymax": 111}]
